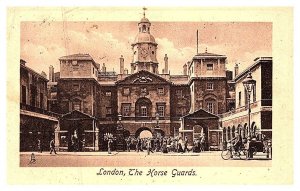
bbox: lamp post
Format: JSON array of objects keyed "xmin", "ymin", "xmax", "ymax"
[
  {"xmin": 153, "ymin": 112, "xmax": 160, "ymax": 138},
  {"xmin": 242, "ymin": 72, "xmax": 256, "ymax": 138},
  {"xmin": 117, "ymin": 113, "xmax": 123, "ymax": 130}
]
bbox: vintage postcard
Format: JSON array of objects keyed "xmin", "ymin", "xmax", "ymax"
[{"xmin": 7, "ymin": 7, "xmax": 293, "ymax": 184}]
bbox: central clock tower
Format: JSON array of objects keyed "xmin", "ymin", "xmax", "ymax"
[{"xmin": 131, "ymin": 9, "xmax": 159, "ymax": 74}]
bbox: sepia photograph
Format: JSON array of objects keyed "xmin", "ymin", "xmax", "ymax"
[
  {"xmin": 6, "ymin": 6, "xmax": 294, "ymax": 185},
  {"xmin": 19, "ymin": 7, "xmax": 272, "ymax": 167}
]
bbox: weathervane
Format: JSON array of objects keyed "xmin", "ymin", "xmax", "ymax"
[{"xmin": 143, "ymin": 7, "xmax": 147, "ymax": 18}]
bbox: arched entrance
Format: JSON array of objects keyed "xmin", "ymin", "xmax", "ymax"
[{"xmin": 135, "ymin": 127, "xmax": 153, "ymax": 138}]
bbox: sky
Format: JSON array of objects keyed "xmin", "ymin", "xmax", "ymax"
[{"xmin": 20, "ymin": 19, "xmax": 272, "ymax": 77}]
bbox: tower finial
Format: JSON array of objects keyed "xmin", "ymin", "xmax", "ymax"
[
  {"xmin": 143, "ymin": 7, "xmax": 147, "ymax": 18},
  {"xmin": 205, "ymin": 47, "xmax": 208, "ymax": 53}
]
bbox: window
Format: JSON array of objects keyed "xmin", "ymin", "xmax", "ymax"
[
  {"xmin": 93, "ymin": 67, "xmax": 94, "ymax": 74},
  {"xmin": 30, "ymin": 85, "xmax": 37, "ymax": 107},
  {"xmin": 40, "ymin": 93, "xmax": 43, "ymax": 108},
  {"xmin": 73, "ymin": 84, "xmax": 80, "ymax": 91},
  {"xmin": 207, "ymin": 64, "xmax": 213, "ymax": 70},
  {"xmin": 21, "ymin": 85, "xmax": 26, "ymax": 104},
  {"xmin": 157, "ymin": 104, "xmax": 166, "ymax": 117},
  {"xmin": 238, "ymin": 91, "xmax": 241, "ymax": 107},
  {"xmin": 106, "ymin": 107, "xmax": 112, "ymax": 115},
  {"xmin": 122, "ymin": 104, "xmax": 131, "ymax": 116},
  {"xmin": 141, "ymin": 106, "xmax": 147, "ymax": 117},
  {"xmin": 73, "ymin": 100, "xmax": 81, "ymax": 111},
  {"xmin": 158, "ymin": 87, "xmax": 164, "ymax": 95},
  {"xmin": 106, "ymin": 91, "xmax": 111, "ymax": 97},
  {"xmin": 207, "ymin": 82, "xmax": 214, "ymax": 90},
  {"xmin": 123, "ymin": 87, "xmax": 130, "ymax": 96},
  {"xmin": 207, "ymin": 102, "xmax": 213, "ymax": 113},
  {"xmin": 143, "ymin": 25, "xmax": 147, "ymax": 32},
  {"xmin": 176, "ymin": 89, "xmax": 182, "ymax": 97}
]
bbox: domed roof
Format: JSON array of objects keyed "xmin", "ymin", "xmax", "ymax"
[
  {"xmin": 133, "ymin": 32, "xmax": 157, "ymax": 44},
  {"xmin": 139, "ymin": 17, "xmax": 150, "ymax": 23}
]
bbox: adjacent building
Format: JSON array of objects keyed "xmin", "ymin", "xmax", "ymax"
[
  {"xmin": 219, "ymin": 57, "xmax": 272, "ymax": 148},
  {"xmin": 20, "ymin": 59, "xmax": 59, "ymax": 151}
]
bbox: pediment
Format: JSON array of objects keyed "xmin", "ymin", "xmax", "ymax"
[
  {"xmin": 61, "ymin": 110, "xmax": 94, "ymax": 120},
  {"xmin": 116, "ymin": 70, "xmax": 171, "ymax": 85},
  {"xmin": 183, "ymin": 109, "xmax": 219, "ymax": 119}
]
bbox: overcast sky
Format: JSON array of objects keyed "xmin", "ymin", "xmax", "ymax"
[{"xmin": 21, "ymin": 20, "xmax": 272, "ymax": 77}]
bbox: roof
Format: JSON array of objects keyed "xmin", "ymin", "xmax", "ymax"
[
  {"xmin": 234, "ymin": 57, "xmax": 272, "ymax": 82},
  {"xmin": 170, "ymin": 75, "xmax": 189, "ymax": 85},
  {"xmin": 59, "ymin": 53, "xmax": 93, "ymax": 61},
  {"xmin": 116, "ymin": 70, "xmax": 172, "ymax": 85},
  {"xmin": 139, "ymin": 17, "xmax": 150, "ymax": 23},
  {"xmin": 183, "ymin": 109, "xmax": 219, "ymax": 119},
  {"xmin": 20, "ymin": 61, "xmax": 48, "ymax": 82},
  {"xmin": 61, "ymin": 110, "xmax": 95, "ymax": 120},
  {"xmin": 193, "ymin": 52, "xmax": 226, "ymax": 59},
  {"xmin": 59, "ymin": 53, "xmax": 99, "ymax": 69},
  {"xmin": 133, "ymin": 33, "xmax": 157, "ymax": 45}
]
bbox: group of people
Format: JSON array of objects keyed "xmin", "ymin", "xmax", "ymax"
[{"xmin": 124, "ymin": 134, "xmax": 206, "ymax": 154}]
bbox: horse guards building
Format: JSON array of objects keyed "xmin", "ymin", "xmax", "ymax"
[{"xmin": 20, "ymin": 11, "xmax": 272, "ymax": 152}]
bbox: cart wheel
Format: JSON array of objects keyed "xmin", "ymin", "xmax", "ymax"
[{"xmin": 221, "ymin": 149, "xmax": 232, "ymax": 160}]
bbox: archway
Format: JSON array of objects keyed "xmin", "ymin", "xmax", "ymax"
[
  {"xmin": 135, "ymin": 127, "xmax": 152, "ymax": 138},
  {"xmin": 227, "ymin": 126, "xmax": 231, "ymax": 141},
  {"xmin": 232, "ymin": 126, "xmax": 236, "ymax": 139},
  {"xmin": 140, "ymin": 130, "xmax": 152, "ymax": 138}
]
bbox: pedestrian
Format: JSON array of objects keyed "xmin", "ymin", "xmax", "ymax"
[
  {"xmin": 146, "ymin": 138, "xmax": 153, "ymax": 155},
  {"xmin": 37, "ymin": 138, "xmax": 42, "ymax": 153},
  {"xmin": 108, "ymin": 139, "xmax": 113, "ymax": 154},
  {"xmin": 200, "ymin": 134, "xmax": 206, "ymax": 152},
  {"xmin": 126, "ymin": 137, "xmax": 131, "ymax": 152},
  {"xmin": 184, "ymin": 136, "xmax": 188, "ymax": 152},
  {"xmin": 49, "ymin": 138, "xmax": 57, "ymax": 154}
]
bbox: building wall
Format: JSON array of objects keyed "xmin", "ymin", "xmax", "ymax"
[
  {"xmin": 60, "ymin": 60, "xmax": 98, "ymax": 80},
  {"xmin": 57, "ymin": 79, "xmax": 97, "ymax": 115},
  {"xmin": 117, "ymin": 84, "xmax": 171, "ymax": 118},
  {"xmin": 20, "ymin": 65, "xmax": 48, "ymax": 109},
  {"xmin": 189, "ymin": 58, "xmax": 226, "ymax": 78},
  {"xmin": 235, "ymin": 65, "xmax": 262, "ymax": 109},
  {"xmin": 190, "ymin": 79, "xmax": 227, "ymax": 114},
  {"xmin": 170, "ymin": 85, "xmax": 191, "ymax": 118},
  {"xmin": 97, "ymin": 85, "xmax": 118, "ymax": 120}
]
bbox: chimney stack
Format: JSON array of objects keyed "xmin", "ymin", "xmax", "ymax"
[
  {"xmin": 234, "ymin": 63, "xmax": 239, "ymax": 77},
  {"xmin": 124, "ymin": 68, "xmax": 128, "ymax": 74},
  {"xmin": 183, "ymin": 63, "xmax": 187, "ymax": 75},
  {"xmin": 49, "ymin": 65, "xmax": 54, "ymax": 82},
  {"xmin": 164, "ymin": 54, "xmax": 168, "ymax": 74},
  {"xmin": 120, "ymin": 55, "xmax": 124, "ymax": 74},
  {"xmin": 102, "ymin": 63, "xmax": 106, "ymax": 73}
]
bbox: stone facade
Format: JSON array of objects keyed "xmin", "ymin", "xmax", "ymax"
[{"xmin": 53, "ymin": 14, "xmax": 238, "ymax": 151}]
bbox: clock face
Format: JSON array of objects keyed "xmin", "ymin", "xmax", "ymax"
[{"xmin": 141, "ymin": 48, "xmax": 148, "ymax": 58}]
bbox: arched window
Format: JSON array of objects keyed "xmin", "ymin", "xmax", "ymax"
[
  {"xmin": 72, "ymin": 98, "xmax": 81, "ymax": 111},
  {"xmin": 135, "ymin": 97, "xmax": 152, "ymax": 117}
]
